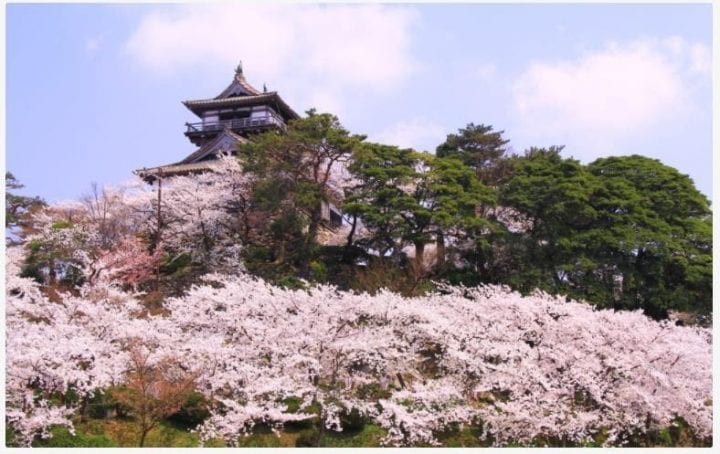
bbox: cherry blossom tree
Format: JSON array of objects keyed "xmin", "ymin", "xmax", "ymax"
[
  {"xmin": 162, "ymin": 276, "xmax": 712, "ymax": 446},
  {"xmin": 16, "ymin": 157, "xmax": 250, "ymax": 293},
  {"xmin": 146, "ymin": 156, "xmax": 250, "ymax": 277},
  {"xmin": 6, "ymin": 247, "xmax": 138, "ymax": 445},
  {"xmin": 90, "ymin": 237, "xmax": 163, "ymax": 290},
  {"xmin": 112, "ymin": 343, "xmax": 198, "ymax": 446},
  {"xmin": 6, "ymin": 239, "xmax": 713, "ymax": 447}
]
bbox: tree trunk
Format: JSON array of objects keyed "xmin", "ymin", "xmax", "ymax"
[
  {"xmin": 48, "ymin": 258, "xmax": 57, "ymax": 285},
  {"xmin": 345, "ymin": 215, "xmax": 358, "ymax": 250},
  {"xmin": 436, "ymin": 231, "xmax": 446, "ymax": 268},
  {"xmin": 316, "ymin": 417, "xmax": 324, "ymax": 447},
  {"xmin": 414, "ymin": 241, "xmax": 425, "ymax": 270},
  {"xmin": 80, "ymin": 396, "xmax": 90, "ymax": 422},
  {"xmin": 307, "ymin": 205, "xmax": 321, "ymax": 247},
  {"xmin": 139, "ymin": 421, "xmax": 153, "ymax": 448},
  {"xmin": 315, "ymin": 400, "xmax": 325, "ymax": 447},
  {"xmin": 301, "ymin": 206, "xmax": 322, "ymax": 278}
]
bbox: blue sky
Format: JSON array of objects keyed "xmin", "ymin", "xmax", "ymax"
[{"xmin": 6, "ymin": 2, "xmax": 713, "ymax": 202}]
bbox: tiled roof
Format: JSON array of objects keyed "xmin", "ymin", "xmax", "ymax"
[
  {"xmin": 216, "ymin": 71, "xmax": 262, "ymax": 98},
  {"xmin": 184, "ymin": 92, "xmax": 274, "ymax": 107},
  {"xmin": 183, "ymin": 66, "xmax": 299, "ymax": 122},
  {"xmin": 179, "ymin": 129, "xmax": 248, "ymax": 164},
  {"xmin": 134, "ymin": 129, "xmax": 248, "ymax": 181},
  {"xmin": 134, "ymin": 161, "xmax": 218, "ymax": 181},
  {"xmin": 182, "ymin": 92, "xmax": 299, "ymax": 120}
]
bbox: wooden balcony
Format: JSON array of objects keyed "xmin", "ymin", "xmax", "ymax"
[{"xmin": 185, "ymin": 113, "xmax": 286, "ymax": 144}]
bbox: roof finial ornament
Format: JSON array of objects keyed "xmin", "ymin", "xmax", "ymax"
[
  {"xmin": 235, "ymin": 60, "xmax": 243, "ymax": 75},
  {"xmin": 263, "ymin": 83, "xmax": 267, "ymax": 93}
]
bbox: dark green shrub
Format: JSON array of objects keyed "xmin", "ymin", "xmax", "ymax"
[
  {"xmin": 281, "ymin": 397, "xmax": 317, "ymax": 432},
  {"xmin": 276, "ymin": 276, "xmax": 307, "ymax": 290},
  {"xmin": 19, "ymin": 262, "xmax": 44, "ymax": 284},
  {"xmin": 339, "ymin": 407, "xmax": 365, "ymax": 433},
  {"xmin": 282, "ymin": 396, "xmax": 304, "ymax": 414},
  {"xmin": 295, "ymin": 428, "xmax": 319, "ymax": 447},
  {"xmin": 161, "ymin": 252, "xmax": 192, "ymax": 275},
  {"xmin": 309, "ymin": 260, "xmax": 327, "ymax": 282},
  {"xmin": 59, "ymin": 264, "xmax": 85, "ymax": 287},
  {"xmin": 6, "ymin": 425, "xmax": 19, "ymax": 447},
  {"xmin": 87, "ymin": 389, "xmax": 118, "ymax": 419},
  {"xmin": 167, "ymin": 391, "xmax": 210, "ymax": 429}
]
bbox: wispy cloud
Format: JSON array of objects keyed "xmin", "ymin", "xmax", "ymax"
[
  {"xmin": 124, "ymin": 3, "xmax": 419, "ymax": 112},
  {"xmin": 85, "ymin": 36, "xmax": 102, "ymax": 54},
  {"xmin": 474, "ymin": 63, "xmax": 497, "ymax": 81},
  {"xmin": 370, "ymin": 118, "xmax": 446, "ymax": 152},
  {"xmin": 510, "ymin": 37, "xmax": 710, "ymax": 159}
]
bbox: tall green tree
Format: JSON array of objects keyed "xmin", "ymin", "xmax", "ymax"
[
  {"xmin": 343, "ymin": 143, "xmax": 422, "ymax": 259},
  {"xmin": 344, "ymin": 144, "xmax": 493, "ymax": 269},
  {"xmin": 436, "ymin": 123, "xmax": 514, "ymax": 187},
  {"xmin": 435, "ymin": 124, "xmax": 514, "ymax": 280},
  {"xmin": 5, "ymin": 172, "xmax": 45, "ymax": 242},
  {"xmin": 498, "ymin": 150, "xmax": 712, "ymax": 318},
  {"xmin": 585, "ymin": 155, "xmax": 712, "ymax": 317},
  {"xmin": 239, "ymin": 110, "xmax": 365, "ymax": 278},
  {"xmin": 420, "ymin": 156, "xmax": 495, "ymax": 268},
  {"xmin": 498, "ymin": 147, "xmax": 598, "ymax": 295}
]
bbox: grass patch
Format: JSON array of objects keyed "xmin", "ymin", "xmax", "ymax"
[
  {"xmin": 32, "ymin": 425, "xmax": 116, "ymax": 447},
  {"xmin": 435, "ymin": 423, "xmax": 490, "ymax": 447},
  {"xmin": 75, "ymin": 418, "xmax": 203, "ymax": 447},
  {"xmin": 321, "ymin": 423, "xmax": 387, "ymax": 447},
  {"xmin": 233, "ymin": 423, "xmax": 386, "ymax": 447},
  {"xmin": 236, "ymin": 431, "xmax": 301, "ymax": 447},
  {"xmin": 17, "ymin": 411, "xmax": 712, "ymax": 448}
]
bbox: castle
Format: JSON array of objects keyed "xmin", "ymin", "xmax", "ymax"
[
  {"xmin": 135, "ymin": 63, "xmax": 343, "ymax": 229},
  {"xmin": 136, "ymin": 62, "xmax": 298, "ymax": 180}
]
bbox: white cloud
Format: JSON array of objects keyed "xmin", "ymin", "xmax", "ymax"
[
  {"xmin": 124, "ymin": 3, "xmax": 418, "ymax": 111},
  {"xmin": 371, "ymin": 118, "xmax": 446, "ymax": 152},
  {"xmin": 304, "ymin": 88, "xmax": 347, "ymax": 119},
  {"xmin": 688, "ymin": 43, "xmax": 711, "ymax": 75},
  {"xmin": 510, "ymin": 37, "xmax": 710, "ymax": 157},
  {"xmin": 85, "ymin": 37, "xmax": 101, "ymax": 54},
  {"xmin": 475, "ymin": 63, "xmax": 497, "ymax": 81},
  {"xmin": 660, "ymin": 36, "xmax": 711, "ymax": 76}
]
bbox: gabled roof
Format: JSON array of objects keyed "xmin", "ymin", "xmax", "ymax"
[
  {"xmin": 183, "ymin": 92, "xmax": 299, "ymax": 121},
  {"xmin": 134, "ymin": 161, "xmax": 218, "ymax": 181},
  {"xmin": 182, "ymin": 63, "xmax": 300, "ymax": 121},
  {"xmin": 215, "ymin": 65, "xmax": 262, "ymax": 98},
  {"xmin": 134, "ymin": 129, "xmax": 248, "ymax": 182},
  {"xmin": 178, "ymin": 128, "xmax": 248, "ymax": 164}
]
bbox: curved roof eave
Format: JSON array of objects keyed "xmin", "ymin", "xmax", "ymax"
[{"xmin": 182, "ymin": 92, "xmax": 300, "ymax": 120}]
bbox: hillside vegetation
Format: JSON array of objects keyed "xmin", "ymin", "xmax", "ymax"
[{"xmin": 4, "ymin": 113, "xmax": 712, "ymax": 447}]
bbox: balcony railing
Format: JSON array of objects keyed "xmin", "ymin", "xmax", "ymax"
[{"xmin": 186, "ymin": 113, "xmax": 286, "ymax": 134}]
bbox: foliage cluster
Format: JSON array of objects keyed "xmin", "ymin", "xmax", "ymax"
[
  {"xmin": 6, "ymin": 113, "xmax": 711, "ymax": 318},
  {"xmin": 4, "ymin": 110, "xmax": 713, "ymax": 448},
  {"xmin": 5, "ymin": 251, "xmax": 712, "ymax": 447},
  {"xmin": 238, "ymin": 116, "xmax": 711, "ymax": 319}
]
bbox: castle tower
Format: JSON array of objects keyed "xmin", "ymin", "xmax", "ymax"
[
  {"xmin": 136, "ymin": 62, "xmax": 298, "ymax": 180},
  {"xmin": 134, "ymin": 63, "xmax": 343, "ymax": 229},
  {"xmin": 183, "ymin": 62, "xmax": 298, "ymax": 146}
]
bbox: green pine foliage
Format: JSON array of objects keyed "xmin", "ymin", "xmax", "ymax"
[
  {"xmin": 497, "ymin": 150, "xmax": 711, "ymax": 319},
  {"xmin": 236, "ymin": 117, "xmax": 711, "ymax": 320}
]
